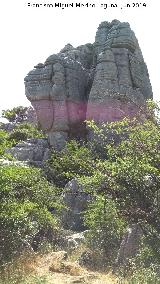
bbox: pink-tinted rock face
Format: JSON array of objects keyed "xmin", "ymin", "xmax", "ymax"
[
  {"xmin": 87, "ymin": 99, "xmax": 139, "ymax": 123},
  {"xmin": 67, "ymin": 101, "xmax": 87, "ymax": 124},
  {"xmin": 32, "ymin": 100, "xmax": 54, "ymax": 131},
  {"xmin": 31, "ymin": 100, "xmax": 87, "ymax": 131},
  {"xmin": 24, "ymin": 20, "xmax": 152, "ymax": 149}
]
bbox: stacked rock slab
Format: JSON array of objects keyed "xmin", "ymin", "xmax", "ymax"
[{"xmin": 24, "ymin": 20, "xmax": 153, "ymax": 148}]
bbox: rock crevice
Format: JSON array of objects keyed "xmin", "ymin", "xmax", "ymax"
[{"xmin": 24, "ymin": 20, "xmax": 153, "ymax": 148}]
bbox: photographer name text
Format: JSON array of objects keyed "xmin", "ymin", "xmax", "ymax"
[{"xmin": 27, "ymin": 2, "xmax": 148, "ymax": 9}]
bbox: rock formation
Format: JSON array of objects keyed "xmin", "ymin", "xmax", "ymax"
[
  {"xmin": 113, "ymin": 224, "xmax": 143, "ymax": 271},
  {"xmin": 6, "ymin": 138, "xmax": 50, "ymax": 166},
  {"xmin": 61, "ymin": 179, "xmax": 92, "ymax": 231},
  {"xmin": 25, "ymin": 20, "xmax": 152, "ymax": 148}
]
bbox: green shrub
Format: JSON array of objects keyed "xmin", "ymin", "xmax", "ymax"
[
  {"xmin": 8, "ymin": 122, "xmax": 46, "ymax": 144},
  {"xmin": 0, "ymin": 164, "xmax": 60, "ymax": 264},
  {"xmin": 45, "ymin": 140, "xmax": 96, "ymax": 187},
  {"xmin": 84, "ymin": 196, "xmax": 126, "ymax": 265},
  {"xmin": 2, "ymin": 106, "xmax": 28, "ymax": 123},
  {"xmin": 8, "ymin": 129, "xmax": 28, "ymax": 142},
  {"xmin": 0, "ymin": 130, "xmax": 13, "ymax": 156},
  {"xmin": 125, "ymin": 267, "xmax": 160, "ymax": 284},
  {"xmin": 85, "ymin": 102, "xmax": 160, "ymax": 254}
]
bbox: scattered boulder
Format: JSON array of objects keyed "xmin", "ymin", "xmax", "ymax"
[
  {"xmin": 5, "ymin": 138, "xmax": 51, "ymax": 165},
  {"xmin": 61, "ymin": 179, "xmax": 92, "ymax": 231},
  {"xmin": 65, "ymin": 231, "xmax": 87, "ymax": 251},
  {"xmin": 0, "ymin": 122, "xmax": 15, "ymax": 132},
  {"xmin": 113, "ymin": 223, "xmax": 143, "ymax": 271}
]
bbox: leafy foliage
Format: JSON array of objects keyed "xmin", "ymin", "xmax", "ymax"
[
  {"xmin": 0, "ymin": 164, "xmax": 60, "ymax": 264},
  {"xmin": 0, "ymin": 130, "xmax": 13, "ymax": 156},
  {"xmin": 83, "ymin": 103, "xmax": 160, "ymax": 243},
  {"xmin": 8, "ymin": 122, "xmax": 46, "ymax": 144},
  {"xmin": 84, "ymin": 196, "xmax": 126, "ymax": 264},
  {"xmin": 45, "ymin": 140, "xmax": 96, "ymax": 187},
  {"xmin": 125, "ymin": 266, "xmax": 160, "ymax": 284},
  {"xmin": 0, "ymin": 122, "xmax": 46, "ymax": 159},
  {"xmin": 44, "ymin": 101, "xmax": 160, "ymax": 267},
  {"xmin": 2, "ymin": 106, "xmax": 29, "ymax": 123},
  {"xmin": 1, "ymin": 100, "xmax": 160, "ymax": 282},
  {"xmin": 84, "ymin": 116, "xmax": 160, "ymax": 231}
]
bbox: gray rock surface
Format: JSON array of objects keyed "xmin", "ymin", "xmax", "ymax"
[
  {"xmin": 65, "ymin": 232, "xmax": 86, "ymax": 251},
  {"xmin": 5, "ymin": 138, "xmax": 50, "ymax": 165},
  {"xmin": 61, "ymin": 179, "xmax": 92, "ymax": 231},
  {"xmin": 113, "ymin": 224, "xmax": 142, "ymax": 270},
  {"xmin": 25, "ymin": 20, "xmax": 152, "ymax": 148}
]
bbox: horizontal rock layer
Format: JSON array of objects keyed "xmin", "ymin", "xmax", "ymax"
[{"xmin": 24, "ymin": 20, "xmax": 153, "ymax": 148}]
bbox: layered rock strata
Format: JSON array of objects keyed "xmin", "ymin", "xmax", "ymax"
[{"xmin": 25, "ymin": 20, "xmax": 152, "ymax": 148}]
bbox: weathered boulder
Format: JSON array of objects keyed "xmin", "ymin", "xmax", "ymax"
[
  {"xmin": 113, "ymin": 224, "xmax": 143, "ymax": 271},
  {"xmin": 60, "ymin": 179, "xmax": 92, "ymax": 231},
  {"xmin": 25, "ymin": 20, "xmax": 152, "ymax": 148},
  {"xmin": 65, "ymin": 232, "xmax": 86, "ymax": 251},
  {"xmin": 87, "ymin": 21, "xmax": 152, "ymax": 123},
  {"xmin": 25, "ymin": 44, "xmax": 92, "ymax": 148},
  {"xmin": 5, "ymin": 138, "xmax": 50, "ymax": 165}
]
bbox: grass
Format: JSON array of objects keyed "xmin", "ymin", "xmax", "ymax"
[
  {"xmin": 1, "ymin": 251, "xmax": 159, "ymax": 284},
  {"xmin": 0, "ymin": 251, "xmax": 118, "ymax": 284},
  {"xmin": 0, "ymin": 251, "xmax": 40, "ymax": 284}
]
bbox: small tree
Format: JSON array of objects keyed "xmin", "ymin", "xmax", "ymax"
[
  {"xmin": 8, "ymin": 122, "xmax": 46, "ymax": 144},
  {"xmin": 2, "ymin": 106, "xmax": 29, "ymax": 123},
  {"xmin": 82, "ymin": 101, "xmax": 160, "ymax": 258},
  {"xmin": 45, "ymin": 140, "xmax": 96, "ymax": 187},
  {"xmin": 0, "ymin": 165, "xmax": 60, "ymax": 264},
  {"xmin": 84, "ymin": 196, "xmax": 126, "ymax": 264}
]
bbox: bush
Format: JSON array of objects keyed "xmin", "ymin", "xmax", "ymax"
[
  {"xmin": 84, "ymin": 102, "xmax": 160, "ymax": 254},
  {"xmin": 126, "ymin": 267, "xmax": 160, "ymax": 283},
  {"xmin": 45, "ymin": 140, "xmax": 96, "ymax": 187},
  {"xmin": 8, "ymin": 129, "xmax": 28, "ymax": 142},
  {"xmin": 0, "ymin": 164, "xmax": 60, "ymax": 264},
  {"xmin": 84, "ymin": 196, "xmax": 126, "ymax": 265},
  {"xmin": 8, "ymin": 122, "xmax": 46, "ymax": 144},
  {"xmin": 0, "ymin": 130, "xmax": 13, "ymax": 156},
  {"xmin": 2, "ymin": 106, "xmax": 29, "ymax": 123}
]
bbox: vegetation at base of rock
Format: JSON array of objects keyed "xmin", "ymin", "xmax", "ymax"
[
  {"xmin": 83, "ymin": 104, "xmax": 160, "ymax": 259},
  {"xmin": 0, "ymin": 124, "xmax": 46, "ymax": 160},
  {"xmin": 45, "ymin": 140, "xmax": 96, "ymax": 187},
  {"xmin": 8, "ymin": 122, "xmax": 46, "ymax": 145},
  {"xmin": 0, "ymin": 164, "xmax": 60, "ymax": 264},
  {"xmin": 84, "ymin": 196, "xmax": 126, "ymax": 265},
  {"xmin": 0, "ymin": 129, "xmax": 13, "ymax": 156},
  {"xmin": 123, "ymin": 266, "xmax": 160, "ymax": 283},
  {"xmin": 43, "ymin": 101, "xmax": 160, "ymax": 272},
  {"xmin": 2, "ymin": 106, "xmax": 30, "ymax": 123},
  {"xmin": 0, "ymin": 101, "xmax": 160, "ymax": 283}
]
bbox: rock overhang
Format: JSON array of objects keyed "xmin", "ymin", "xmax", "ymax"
[{"xmin": 24, "ymin": 20, "xmax": 153, "ymax": 149}]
